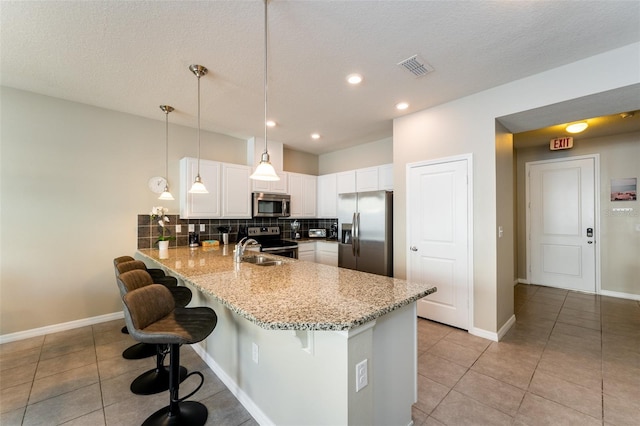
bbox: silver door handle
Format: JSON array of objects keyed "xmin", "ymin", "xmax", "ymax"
[
  {"xmin": 351, "ymin": 213, "xmax": 357, "ymax": 257},
  {"xmin": 410, "ymin": 246, "xmax": 418, "ymax": 251}
]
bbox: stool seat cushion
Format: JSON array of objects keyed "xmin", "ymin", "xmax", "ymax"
[
  {"xmin": 124, "ymin": 285, "xmax": 217, "ymax": 345},
  {"xmin": 114, "ymin": 257, "xmax": 175, "ymax": 284},
  {"xmin": 117, "ymin": 270, "xmax": 192, "ymax": 307}
]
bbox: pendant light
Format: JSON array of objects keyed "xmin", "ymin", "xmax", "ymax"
[
  {"xmin": 250, "ymin": 0, "xmax": 280, "ymax": 181},
  {"xmin": 158, "ymin": 105, "xmax": 175, "ymax": 200},
  {"xmin": 188, "ymin": 64, "xmax": 209, "ymax": 193}
]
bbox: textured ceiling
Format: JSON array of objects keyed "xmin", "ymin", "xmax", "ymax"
[{"xmin": 2, "ymin": 1, "xmax": 639, "ymax": 154}]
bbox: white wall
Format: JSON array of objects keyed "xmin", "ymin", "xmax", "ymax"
[
  {"xmin": 394, "ymin": 43, "xmax": 640, "ymax": 334},
  {"xmin": 495, "ymin": 121, "xmax": 515, "ymax": 327},
  {"xmin": 515, "ymin": 131, "xmax": 640, "ymax": 297},
  {"xmin": 318, "ymin": 137, "xmax": 392, "ymax": 175},
  {"xmin": 0, "ymin": 87, "xmax": 247, "ymax": 335},
  {"xmin": 283, "ymin": 148, "xmax": 318, "ymax": 175}
]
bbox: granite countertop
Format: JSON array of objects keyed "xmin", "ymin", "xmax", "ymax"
[{"xmin": 137, "ymin": 246, "xmax": 436, "ymax": 331}]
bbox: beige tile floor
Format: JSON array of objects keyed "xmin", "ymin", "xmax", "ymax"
[
  {"xmin": 412, "ymin": 284, "xmax": 640, "ymax": 426},
  {"xmin": 1, "ymin": 283, "xmax": 638, "ymax": 425}
]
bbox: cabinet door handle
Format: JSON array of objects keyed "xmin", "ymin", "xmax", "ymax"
[{"xmin": 410, "ymin": 246, "xmax": 418, "ymax": 252}]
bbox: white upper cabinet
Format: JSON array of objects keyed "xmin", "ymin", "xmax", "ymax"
[
  {"xmin": 220, "ymin": 163, "xmax": 252, "ymax": 218},
  {"xmin": 355, "ymin": 167, "xmax": 379, "ymax": 192},
  {"xmin": 180, "ymin": 157, "xmax": 221, "ymax": 219},
  {"xmin": 378, "ymin": 164, "xmax": 393, "ymax": 190},
  {"xmin": 180, "ymin": 158, "xmax": 251, "ymax": 219},
  {"xmin": 317, "ymin": 173, "xmax": 337, "ymax": 218},
  {"xmin": 252, "ymin": 170, "xmax": 288, "ymax": 194},
  {"xmin": 288, "ymin": 172, "xmax": 317, "ymax": 218},
  {"xmin": 336, "ymin": 171, "xmax": 356, "ymax": 194}
]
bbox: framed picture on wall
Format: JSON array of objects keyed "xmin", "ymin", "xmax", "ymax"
[{"xmin": 610, "ymin": 178, "xmax": 637, "ymax": 201}]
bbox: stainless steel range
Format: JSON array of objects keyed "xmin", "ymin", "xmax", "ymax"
[{"xmin": 246, "ymin": 226, "xmax": 298, "ymax": 259}]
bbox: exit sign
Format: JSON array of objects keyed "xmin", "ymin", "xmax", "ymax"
[{"xmin": 550, "ymin": 137, "xmax": 573, "ymax": 150}]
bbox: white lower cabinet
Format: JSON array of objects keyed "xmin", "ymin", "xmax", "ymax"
[
  {"xmin": 315, "ymin": 241, "xmax": 338, "ymax": 266},
  {"xmin": 297, "ymin": 241, "xmax": 316, "ymax": 262}
]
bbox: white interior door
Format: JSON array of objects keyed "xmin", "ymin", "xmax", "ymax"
[
  {"xmin": 408, "ymin": 157, "xmax": 470, "ymax": 330},
  {"xmin": 527, "ymin": 157, "xmax": 596, "ymax": 293}
]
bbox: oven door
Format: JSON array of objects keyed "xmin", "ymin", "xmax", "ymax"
[{"xmin": 261, "ymin": 246, "xmax": 298, "ymax": 259}]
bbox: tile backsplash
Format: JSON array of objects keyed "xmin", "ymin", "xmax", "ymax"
[{"xmin": 138, "ymin": 215, "xmax": 338, "ymax": 249}]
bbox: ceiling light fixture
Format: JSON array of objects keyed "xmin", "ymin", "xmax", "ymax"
[
  {"xmin": 565, "ymin": 122, "xmax": 588, "ymax": 134},
  {"xmin": 346, "ymin": 73, "xmax": 363, "ymax": 85},
  {"xmin": 395, "ymin": 102, "xmax": 409, "ymax": 110},
  {"xmin": 311, "ymin": 133, "xmax": 321, "ymax": 140},
  {"xmin": 266, "ymin": 120, "xmax": 276, "ymax": 127},
  {"xmin": 188, "ymin": 64, "xmax": 209, "ymax": 193},
  {"xmin": 158, "ymin": 105, "xmax": 175, "ymax": 201},
  {"xmin": 250, "ymin": 0, "xmax": 280, "ymax": 181}
]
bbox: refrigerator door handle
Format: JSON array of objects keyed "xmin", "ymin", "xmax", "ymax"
[
  {"xmin": 355, "ymin": 212, "xmax": 361, "ymax": 256},
  {"xmin": 351, "ymin": 212, "xmax": 357, "ymax": 256}
]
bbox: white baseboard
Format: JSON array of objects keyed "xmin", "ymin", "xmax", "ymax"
[
  {"xmin": 600, "ymin": 289, "xmax": 640, "ymax": 301},
  {"xmin": 0, "ymin": 312, "xmax": 124, "ymax": 345},
  {"xmin": 517, "ymin": 278, "xmax": 530, "ymax": 284},
  {"xmin": 190, "ymin": 343, "xmax": 274, "ymax": 426},
  {"xmin": 468, "ymin": 314, "xmax": 516, "ymax": 342}
]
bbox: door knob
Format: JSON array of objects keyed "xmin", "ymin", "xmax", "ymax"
[{"xmin": 410, "ymin": 246, "xmax": 418, "ymax": 251}]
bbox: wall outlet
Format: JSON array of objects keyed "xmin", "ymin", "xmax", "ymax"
[
  {"xmin": 188, "ymin": 224, "xmax": 195, "ymax": 232},
  {"xmin": 355, "ymin": 359, "xmax": 368, "ymax": 392},
  {"xmin": 200, "ymin": 224, "xmax": 206, "ymax": 232},
  {"xmin": 252, "ymin": 342, "xmax": 259, "ymax": 364},
  {"xmin": 175, "ymin": 224, "xmax": 181, "ymax": 233}
]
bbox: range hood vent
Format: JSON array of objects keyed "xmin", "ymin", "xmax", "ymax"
[{"xmin": 397, "ymin": 55, "xmax": 434, "ymax": 77}]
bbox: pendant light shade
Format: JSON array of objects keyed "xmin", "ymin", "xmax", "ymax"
[
  {"xmin": 158, "ymin": 105, "xmax": 175, "ymax": 200},
  {"xmin": 250, "ymin": 0, "xmax": 280, "ymax": 182},
  {"xmin": 188, "ymin": 64, "xmax": 209, "ymax": 194}
]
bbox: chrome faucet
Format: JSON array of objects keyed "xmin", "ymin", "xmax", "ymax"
[{"xmin": 234, "ymin": 237, "xmax": 259, "ymax": 262}]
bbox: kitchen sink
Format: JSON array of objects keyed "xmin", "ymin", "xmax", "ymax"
[{"xmin": 241, "ymin": 255, "xmax": 283, "ymax": 267}]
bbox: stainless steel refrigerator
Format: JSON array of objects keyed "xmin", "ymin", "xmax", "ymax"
[{"xmin": 338, "ymin": 190, "xmax": 393, "ymax": 276}]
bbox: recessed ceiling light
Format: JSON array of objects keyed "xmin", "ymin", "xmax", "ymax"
[
  {"xmin": 395, "ymin": 102, "xmax": 409, "ymax": 110},
  {"xmin": 311, "ymin": 133, "xmax": 321, "ymax": 140},
  {"xmin": 266, "ymin": 120, "xmax": 276, "ymax": 127},
  {"xmin": 566, "ymin": 122, "xmax": 588, "ymax": 133},
  {"xmin": 346, "ymin": 73, "xmax": 363, "ymax": 85}
]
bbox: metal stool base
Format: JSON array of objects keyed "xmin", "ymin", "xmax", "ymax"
[
  {"xmin": 122, "ymin": 342, "xmax": 156, "ymax": 360},
  {"xmin": 142, "ymin": 401, "xmax": 208, "ymax": 426},
  {"xmin": 131, "ymin": 366, "xmax": 187, "ymax": 395}
]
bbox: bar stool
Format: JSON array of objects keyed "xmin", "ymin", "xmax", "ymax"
[
  {"xmin": 117, "ymin": 269, "xmax": 192, "ymax": 395},
  {"xmin": 122, "ymin": 284, "xmax": 217, "ymax": 426},
  {"xmin": 114, "ymin": 256, "xmax": 177, "ymax": 336},
  {"xmin": 115, "ymin": 258, "xmax": 179, "ymax": 289},
  {"xmin": 114, "ymin": 255, "xmax": 170, "ymax": 282},
  {"xmin": 115, "ymin": 260, "xmax": 192, "ymax": 360}
]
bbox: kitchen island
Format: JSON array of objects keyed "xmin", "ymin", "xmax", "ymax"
[{"xmin": 137, "ymin": 246, "xmax": 436, "ymax": 426}]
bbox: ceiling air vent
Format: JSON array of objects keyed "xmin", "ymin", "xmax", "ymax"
[{"xmin": 397, "ymin": 55, "xmax": 434, "ymax": 78}]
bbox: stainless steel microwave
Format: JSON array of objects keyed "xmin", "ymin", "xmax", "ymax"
[{"xmin": 252, "ymin": 192, "xmax": 291, "ymax": 218}]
